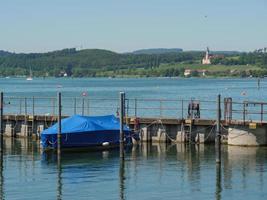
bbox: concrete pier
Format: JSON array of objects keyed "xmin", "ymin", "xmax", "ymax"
[{"xmin": 2, "ymin": 114, "xmax": 267, "ymax": 146}]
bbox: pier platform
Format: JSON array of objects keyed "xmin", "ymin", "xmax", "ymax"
[{"xmin": 2, "ymin": 114, "xmax": 267, "ymax": 146}]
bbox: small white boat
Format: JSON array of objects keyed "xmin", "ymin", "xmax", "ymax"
[{"xmin": 26, "ymin": 67, "xmax": 33, "ymax": 81}]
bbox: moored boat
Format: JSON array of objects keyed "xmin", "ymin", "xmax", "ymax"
[{"xmin": 41, "ymin": 115, "xmax": 135, "ymax": 150}]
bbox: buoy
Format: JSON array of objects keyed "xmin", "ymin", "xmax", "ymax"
[{"xmin": 102, "ymin": 142, "xmax": 110, "ymax": 146}]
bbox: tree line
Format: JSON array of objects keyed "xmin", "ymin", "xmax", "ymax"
[{"xmin": 0, "ymin": 48, "xmax": 266, "ymax": 77}]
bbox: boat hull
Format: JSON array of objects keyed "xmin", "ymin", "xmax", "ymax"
[{"xmin": 41, "ymin": 130, "xmax": 133, "ymax": 150}]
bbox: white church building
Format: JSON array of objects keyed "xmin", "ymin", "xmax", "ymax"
[{"xmin": 202, "ymin": 47, "xmax": 211, "ymax": 65}]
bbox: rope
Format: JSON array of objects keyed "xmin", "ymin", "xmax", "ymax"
[
  {"xmin": 129, "ymin": 119, "xmax": 162, "ymax": 134},
  {"xmin": 158, "ymin": 119, "xmax": 176, "ymax": 142},
  {"xmin": 181, "ymin": 122, "xmax": 217, "ymax": 143},
  {"xmin": 129, "ymin": 119, "xmax": 218, "ymax": 143},
  {"xmin": 48, "ymin": 139, "xmax": 57, "ymax": 145}
]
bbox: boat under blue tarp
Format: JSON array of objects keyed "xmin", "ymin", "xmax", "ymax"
[{"xmin": 41, "ymin": 115, "xmax": 135, "ymax": 150}]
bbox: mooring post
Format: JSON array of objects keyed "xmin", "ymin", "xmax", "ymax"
[
  {"xmin": 57, "ymin": 92, "xmax": 62, "ymax": 158},
  {"xmin": 216, "ymin": 94, "xmax": 221, "ymax": 163},
  {"xmin": 119, "ymin": 92, "xmax": 125, "ymax": 158},
  {"xmin": 32, "ymin": 96, "xmax": 35, "ymax": 136},
  {"xmin": 0, "ymin": 92, "xmax": 3, "ymax": 151}
]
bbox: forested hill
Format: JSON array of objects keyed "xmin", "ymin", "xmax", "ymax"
[
  {"xmin": 0, "ymin": 48, "xmax": 266, "ymax": 77},
  {"xmin": 0, "ymin": 48, "xmax": 203, "ymax": 77},
  {"xmin": 132, "ymin": 48, "xmax": 183, "ymax": 54}
]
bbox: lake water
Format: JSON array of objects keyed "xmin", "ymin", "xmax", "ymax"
[
  {"xmin": 1, "ymin": 138, "xmax": 267, "ymax": 200},
  {"xmin": 0, "ymin": 77, "xmax": 267, "ymax": 199},
  {"xmin": 0, "ymin": 77, "xmax": 267, "ymax": 119}
]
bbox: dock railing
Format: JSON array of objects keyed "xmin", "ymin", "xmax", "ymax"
[{"xmin": 2, "ymin": 96, "xmax": 267, "ymax": 123}]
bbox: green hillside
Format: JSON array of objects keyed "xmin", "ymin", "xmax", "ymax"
[{"xmin": 0, "ymin": 48, "xmax": 266, "ymax": 77}]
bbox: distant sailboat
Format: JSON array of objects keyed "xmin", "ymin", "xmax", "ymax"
[{"xmin": 26, "ymin": 67, "xmax": 33, "ymax": 81}]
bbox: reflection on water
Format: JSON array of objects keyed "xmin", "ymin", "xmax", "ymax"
[
  {"xmin": 0, "ymin": 150, "xmax": 4, "ymax": 200},
  {"xmin": 1, "ymin": 138, "xmax": 267, "ymax": 199}
]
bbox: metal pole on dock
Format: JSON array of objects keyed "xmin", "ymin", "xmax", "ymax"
[
  {"xmin": 0, "ymin": 92, "xmax": 3, "ymax": 152},
  {"xmin": 216, "ymin": 94, "xmax": 221, "ymax": 163},
  {"xmin": 119, "ymin": 92, "xmax": 125, "ymax": 158},
  {"xmin": 57, "ymin": 92, "xmax": 62, "ymax": 157},
  {"xmin": 32, "ymin": 96, "xmax": 35, "ymax": 136}
]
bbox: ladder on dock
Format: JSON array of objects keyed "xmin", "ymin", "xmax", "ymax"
[{"xmin": 183, "ymin": 120, "xmax": 193, "ymax": 143}]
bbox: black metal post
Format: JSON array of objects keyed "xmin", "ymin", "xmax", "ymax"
[
  {"xmin": 216, "ymin": 94, "xmax": 221, "ymax": 163},
  {"xmin": 57, "ymin": 92, "xmax": 62, "ymax": 158},
  {"xmin": 119, "ymin": 92, "xmax": 125, "ymax": 158},
  {"xmin": 32, "ymin": 96, "xmax": 35, "ymax": 136},
  {"xmin": 0, "ymin": 92, "xmax": 3, "ymax": 152}
]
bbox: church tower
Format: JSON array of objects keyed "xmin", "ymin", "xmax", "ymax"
[{"xmin": 202, "ymin": 47, "xmax": 211, "ymax": 65}]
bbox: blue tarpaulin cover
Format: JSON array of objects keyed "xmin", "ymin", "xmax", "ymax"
[
  {"xmin": 42, "ymin": 115, "xmax": 130, "ymax": 135},
  {"xmin": 41, "ymin": 115, "xmax": 135, "ymax": 149}
]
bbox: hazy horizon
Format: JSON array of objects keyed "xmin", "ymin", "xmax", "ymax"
[
  {"xmin": 1, "ymin": 0, "xmax": 266, "ymax": 53},
  {"xmin": 0, "ymin": 47, "xmax": 248, "ymax": 54}
]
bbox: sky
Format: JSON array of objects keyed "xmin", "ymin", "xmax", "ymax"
[{"xmin": 0, "ymin": 0, "xmax": 266, "ymax": 53}]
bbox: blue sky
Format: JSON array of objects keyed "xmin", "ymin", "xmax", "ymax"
[{"xmin": 0, "ymin": 0, "xmax": 266, "ymax": 53}]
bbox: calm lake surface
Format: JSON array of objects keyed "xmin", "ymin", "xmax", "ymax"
[
  {"xmin": 0, "ymin": 77, "xmax": 267, "ymax": 199},
  {"xmin": 1, "ymin": 138, "xmax": 267, "ymax": 200},
  {"xmin": 0, "ymin": 77, "xmax": 267, "ymax": 119}
]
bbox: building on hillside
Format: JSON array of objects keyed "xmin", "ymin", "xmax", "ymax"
[
  {"xmin": 202, "ymin": 47, "xmax": 211, "ymax": 65},
  {"xmin": 184, "ymin": 69, "xmax": 191, "ymax": 76},
  {"xmin": 184, "ymin": 69, "xmax": 207, "ymax": 77}
]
